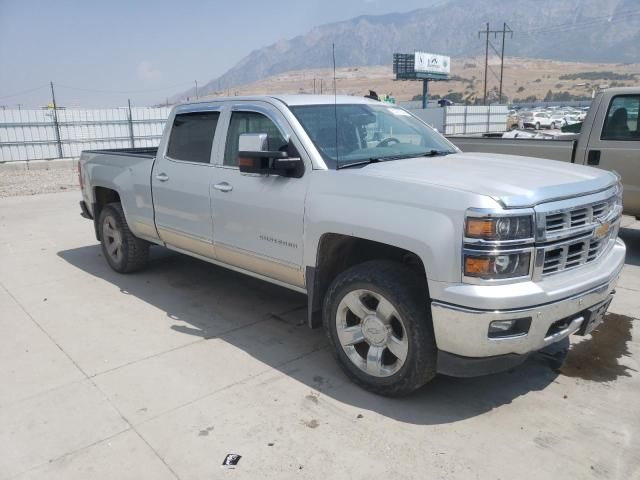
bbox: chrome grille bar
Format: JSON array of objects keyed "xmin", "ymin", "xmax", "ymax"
[{"xmin": 533, "ymin": 189, "xmax": 622, "ymax": 278}]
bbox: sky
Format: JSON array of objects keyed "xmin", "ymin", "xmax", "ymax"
[{"xmin": 0, "ymin": 0, "xmax": 439, "ymax": 108}]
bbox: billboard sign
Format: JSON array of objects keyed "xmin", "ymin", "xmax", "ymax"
[{"xmin": 414, "ymin": 52, "xmax": 450, "ymax": 75}]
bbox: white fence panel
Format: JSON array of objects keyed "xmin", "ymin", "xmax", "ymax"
[
  {"xmin": 0, "ymin": 107, "xmax": 171, "ymax": 162},
  {"xmin": 444, "ymin": 105, "xmax": 508, "ymax": 135}
]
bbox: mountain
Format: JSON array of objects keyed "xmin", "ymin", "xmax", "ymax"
[{"xmin": 175, "ymin": 0, "xmax": 640, "ymax": 101}]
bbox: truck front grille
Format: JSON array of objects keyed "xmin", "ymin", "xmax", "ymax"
[
  {"xmin": 543, "ymin": 199, "xmax": 613, "ymax": 238},
  {"xmin": 541, "ymin": 234, "xmax": 612, "ymax": 275},
  {"xmin": 536, "ymin": 192, "xmax": 620, "ymax": 277}
]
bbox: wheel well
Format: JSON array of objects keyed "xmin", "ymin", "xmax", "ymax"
[
  {"xmin": 306, "ymin": 233, "xmax": 427, "ymax": 328},
  {"xmin": 93, "ymin": 187, "xmax": 120, "ymax": 240}
]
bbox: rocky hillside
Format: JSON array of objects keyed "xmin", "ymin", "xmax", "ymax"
[{"xmin": 174, "ymin": 0, "xmax": 640, "ymax": 101}]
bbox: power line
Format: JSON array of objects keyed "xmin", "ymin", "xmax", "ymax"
[
  {"xmin": 55, "ymin": 81, "xmax": 194, "ymax": 95},
  {"xmin": 0, "ymin": 85, "xmax": 48, "ymax": 100}
]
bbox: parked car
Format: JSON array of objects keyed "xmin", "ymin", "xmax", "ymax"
[
  {"xmin": 549, "ymin": 114, "xmax": 566, "ymax": 129},
  {"xmin": 79, "ymin": 95, "xmax": 625, "ymax": 396},
  {"xmin": 522, "ymin": 111, "xmax": 554, "ymax": 129},
  {"xmin": 563, "ymin": 115, "xmax": 581, "ymax": 125}
]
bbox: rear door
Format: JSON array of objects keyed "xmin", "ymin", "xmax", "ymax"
[
  {"xmin": 209, "ymin": 101, "xmax": 309, "ymax": 288},
  {"xmin": 152, "ymin": 104, "xmax": 223, "ymax": 257},
  {"xmin": 583, "ymin": 94, "xmax": 640, "ymax": 216}
]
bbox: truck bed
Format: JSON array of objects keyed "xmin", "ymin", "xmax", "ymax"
[
  {"xmin": 82, "ymin": 147, "xmax": 158, "ymax": 159},
  {"xmin": 446, "ymin": 136, "xmax": 576, "ymax": 162}
]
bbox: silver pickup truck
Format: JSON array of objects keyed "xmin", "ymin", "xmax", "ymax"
[
  {"xmin": 78, "ymin": 95, "xmax": 626, "ymax": 396},
  {"xmin": 449, "ymin": 87, "xmax": 640, "ymax": 217}
]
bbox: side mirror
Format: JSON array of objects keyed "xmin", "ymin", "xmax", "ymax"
[{"xmin": 237, "ymin": 133, "xmax": 303, "ymax": 178}]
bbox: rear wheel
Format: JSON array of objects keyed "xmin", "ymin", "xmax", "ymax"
[
  {"xmin": 535, "ymin": 122, "xmax": 541, "ymax": 130},
  {"xmin": 324, "ymin": 260, "xmax": 437, "ymax": 396},
  {"xmin": 98, "ymin": 203, "xmax": 149, "ymax": 273}
]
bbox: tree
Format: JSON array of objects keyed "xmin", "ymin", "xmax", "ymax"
[{"xmin": 544, "ymin": 90, "xmax": 553, "ymax": 101}]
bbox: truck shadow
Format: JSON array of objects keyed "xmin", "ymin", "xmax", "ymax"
[{"xmin": 56, "ymin": 244, "xmax": 631, "ymax": 425}]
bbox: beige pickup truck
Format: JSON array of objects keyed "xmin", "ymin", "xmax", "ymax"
[{"xmin": 448, "ymin": 87, "xmax": 640, "ymax": 217}]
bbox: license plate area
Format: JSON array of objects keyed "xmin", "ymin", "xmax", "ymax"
[{"xmin": 577, "ymin": 296, "xmax": 613, "ymax": 336}]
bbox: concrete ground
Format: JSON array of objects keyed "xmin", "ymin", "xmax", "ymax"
[{"xmin": 0, "ymin": 191, "xmax": 638, "ymax": 480}]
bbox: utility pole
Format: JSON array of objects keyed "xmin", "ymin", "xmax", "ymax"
[
  {"xmin": 195, "ymin": 80, "xmax": 198, "ymax": 99},
  {"xmin": 127, "ymin": 98, "xmax": 135, "ymax": 148},
  {"xmin": 479, "ymin": 23, "xmax": 513, "ymax": 105},
  {"xmin": 313, "ymin": 78, "xmax": 316, "ymax": 94},
  {"xmin": 481, "ymin": 23, "xmax": 489, "ymax": 105},
  {"xmin": 498, "ymin": 23, "xmax": 512, "ymax": 103},
  {"xmin": 50, "ymin": 82, "xmax": 63, "ymax": 158}
]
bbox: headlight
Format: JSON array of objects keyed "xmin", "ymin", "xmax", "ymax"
[
  {"xmin": 465, "ymin": 215, "xmax": 532, "ymax": 241},
  {"xmin": 615, "ymin": 181, "xmax": 623, "ymax": 208},
  {"xmin": 463, "ymin": 210, "xmax": 535, "ymax": 282},
  {"xmin": 464, "ymin": 252, "xmax": 531, "ymax": 280}
]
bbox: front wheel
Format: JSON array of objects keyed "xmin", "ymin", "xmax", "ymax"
[
  {"xmin": 323, "ymin": 261, "xmax": 437, "ymax": 396},
  {"xmin": 535, "ymin": 122, "xmax": 541, "ymax": 130},
  {"xmin": 550, "ymin": 122, "xmax": 556, "ymax": 129},
  {"xmin": 98, "ymin": 203, "xmax": 149, "ymax": 273}
]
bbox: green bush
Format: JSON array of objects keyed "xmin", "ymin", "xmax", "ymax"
[{"xmin": 559, "ymin": 71, "xmax": 636, "ymax": 81}]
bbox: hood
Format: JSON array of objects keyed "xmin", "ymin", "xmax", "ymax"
[{"xmin": 348, "ymin": 152, "xmax": 618, "ymax": 208}]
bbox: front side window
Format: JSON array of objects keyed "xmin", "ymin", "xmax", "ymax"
[
  {"xmin": 166, "ymin": 111, "xmax": 220, "ymax": 163},
  {"xmin": 601, "ymin": 95, "xmax": 640, "ymax": 140},
  {"xmin": 290, "ymin": 104, "xmax": 456, "ymax": 169},
  {"xmin": 224, "ymin": 111, "xmax": 287, "ymax": 166}
]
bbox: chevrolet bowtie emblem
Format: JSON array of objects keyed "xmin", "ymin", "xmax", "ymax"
[{"xmin": 594, "ymin": 222, "xmax": 611, "ymax": 239}]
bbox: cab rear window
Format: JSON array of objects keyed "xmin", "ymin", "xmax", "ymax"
[{"xmin": 167, "ymin": 112, "xmax": 220, "ymax": 163}]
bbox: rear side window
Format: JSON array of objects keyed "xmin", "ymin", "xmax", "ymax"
[
  {"xmin": 224, "ymin": 111, "xmax": 287, "ymax": 166},
  {"xmin": 601, "ymin": 95, "xmax": 640, "ymax": 141},
  {"xmin": 167, "ymin": 112, "xmax": 220, "ymax": 163}
]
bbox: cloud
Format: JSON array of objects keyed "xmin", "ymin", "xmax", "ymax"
[{"xmin": 137, "ymin": 60, "xmax": 162, "ymax": 81}]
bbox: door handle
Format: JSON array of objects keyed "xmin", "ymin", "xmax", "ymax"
[
  {"xmin": 213, "ymin": 182, "xmax": 233, "ymax": 192},
  {"xmin": 155, "ymin": 172, "xmax": 169, "ymax": 182},
  {"xmin": 587, "ymin": 150, "xmax": 601, "ymax": 166}
]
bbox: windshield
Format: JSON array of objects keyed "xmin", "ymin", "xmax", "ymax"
[{"xmin": 290, "ymin": 103, "xmax": 457, "ymax": 169}]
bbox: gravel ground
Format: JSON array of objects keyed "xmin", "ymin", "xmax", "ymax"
[{"xmin": 0, "ymin": 164, "xmax": 79, "ymax": 197}]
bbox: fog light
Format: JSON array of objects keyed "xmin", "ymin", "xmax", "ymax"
[
  {"xmin": 488, "ymin": 318, "xmax": 532, "ymax": 339},
  {"xmin": 490, "ymin": 320, "xmax": 515, "ymax": 332}
]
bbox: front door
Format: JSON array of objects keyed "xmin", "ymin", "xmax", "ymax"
[
  {"xmin": 210, "ymin": 102, "xmax": 308, "ymax": 288},
  {"xmin": 152, "ymin": 105, "xmax": 222, "ymax": 257},
  {"xmin": 585, "ymin": 94, "xmax": 640, "ymax": 216}
]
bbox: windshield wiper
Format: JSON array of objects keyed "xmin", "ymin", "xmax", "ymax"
[
  {"xmin": 419, "ymin": 149, "xmax": 452, "ymax": 157},
  {"xmin": 336, "ymin": 158, "xmax": 381, "ymax": 169}
]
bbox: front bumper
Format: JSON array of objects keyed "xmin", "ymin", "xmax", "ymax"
[{"xmin": 431, "ymin": 238, "xmax": 624, "ymax": 363}]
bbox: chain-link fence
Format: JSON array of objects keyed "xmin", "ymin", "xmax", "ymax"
[{"xmin": 0, "ymin": 106, "xmax": 170, "ymax": 162}]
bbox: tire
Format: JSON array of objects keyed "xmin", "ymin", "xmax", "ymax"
[
  {"xmin": 323, "ymin": 260, "xmax": 437, "ymax": 396},
  {"xmin": 551, "ymin": 122, "xmax": 556, "ymax": 129},
  {"xmin": 535, "ymin": 122, "xmax": 540, "ymax": 130},
  {"xmin": 98, "ymin": 203, "xmax": 149, "ymax": 273}
]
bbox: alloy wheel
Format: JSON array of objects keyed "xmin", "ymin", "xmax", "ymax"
[
  {"xmin": 103, "ymin": 215, "xmax": 123, "ymax": 263},
  {"xmin": 335, "ymin": 289, "xmax": 409, "ymax": 377}
]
